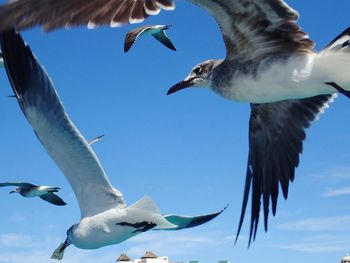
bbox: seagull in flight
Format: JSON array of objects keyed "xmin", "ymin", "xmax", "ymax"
[
  {"xmin": 0, "ymin": 0, "xmax": 349, "ymax": 244},
  {"xmin": 124, "ymin": 25, "xmax": 176, "ymax": 53},
  {"xmin": 1, "ymin": 29, "xmax": 226, "ymax": 260},
  {"xmin": 0, "ymin": 182, "xmax": 66, "ymax": 206}
]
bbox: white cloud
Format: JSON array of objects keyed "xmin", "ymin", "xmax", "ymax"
[
  {"xmin": 0, "ymin": 231, "xmax": 234, "ymax": 263},
  {"xmin": 312, "ymin": 166, "xmax": 350, "ymax": 180},
  {"xmin": 125, "ymin": 231, "xmax": 234, "ymax": 259},
  {"xmin": 0, "ymin": 234, "xmax": 33, "ymax": 248},
  {"xmin": 279, "ymin": 215, "xmax": 350, "ymax": 232},
  {"xmin": 323, "ymin": 186, "xmax": 350, "ymax": 197},
  {"xmin": 276, "ymin": 234, "xmax": 350, "ymax": 252}
]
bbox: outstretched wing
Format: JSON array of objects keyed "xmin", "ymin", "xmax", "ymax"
[
  {"xmin": 0, "ymin": 0, "xmax": 313, "ymax": 59},
  {"xmin": 152, "ymin": 30, "xmax": 176, "ymax": 51},
  {"xmin": 0, "ymin": 0, "xmax": 175, "ymax": 32},
  {"xmin": 124, "ymin": 25, "xmax": 154, "ymax": 53},
  {"xmin": 236, "ymin": 95, "xmax": 336, "ymax": 245},
  {"xmin": 40, "ymin": 192, "xmax": 67, "ymax": 206},
  {"xmin": 0, "ymin": 182, "xmax": 35, "ymax": 187},
  {"xmin": 189, "ymin": 0, "xmax": 314, "ymax": 60},
  {"xmin": 1, "ymin": 29, "xmax": 125, "ymax": 218},
  {"xmin": 160, "ymin": 205, "xmax": 227, "ymax": 230}
]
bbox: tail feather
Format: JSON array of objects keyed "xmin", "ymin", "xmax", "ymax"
[
  {"xmin": 127, "ymin": 196, "xmax": 176, "ymax": 229},
  {"xmin": 323, "ymin": 26, "xmax": 350, "ymax": 53},
  {"xmin": 315, "ymin": 26, "xmax": 350, "ymax": 86}
]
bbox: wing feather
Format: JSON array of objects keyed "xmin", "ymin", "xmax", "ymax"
[
  {"xmin": 0, "ymin": 182, "xmax": 35, "ymax": 187},
  {"xmin": 189, "ymin": 0, "xmax": 314, "ymax": 60},
  {"xmin": 0, "ymin": 0, "xmax": 175, "ymax": 32},
  {"xmin": 235, "ymin": 94, "xmax": 336, "ymax": 245}
]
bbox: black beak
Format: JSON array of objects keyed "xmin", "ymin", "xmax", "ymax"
[
  {"xmin": 167, "ymin": 78, "xmax": 195, "ymax": 95},
  {"xmin": 9, "ymin": 190, "xmax": 16, "ymax": 194}
]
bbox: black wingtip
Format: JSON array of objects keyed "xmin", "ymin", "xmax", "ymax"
[
  {"xmin": 1, "ymin": 28, "xmax": 36, "ymax": 101},
  {"xmin": 124, "ymin": 45, "xmax": 130, "ymax": 53}
]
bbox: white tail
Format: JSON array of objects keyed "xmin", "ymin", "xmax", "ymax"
[
  {"xmin": 316, "ymin": 27, "xmax": 350, "ymax": 85},
  {"xmin": 127, "ymin": 196, "xmax": 176, "ymax": 229}
]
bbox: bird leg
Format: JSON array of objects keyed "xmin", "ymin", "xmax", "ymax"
[{"xmin": 325, "ymin": 82, "xmax": 350, "ymax": 99}]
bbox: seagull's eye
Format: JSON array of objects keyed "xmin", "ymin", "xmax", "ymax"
[{"xmin": 193, "ymin": 66, "xmax": 202, "ymax": 75}]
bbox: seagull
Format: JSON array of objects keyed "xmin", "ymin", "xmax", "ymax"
[
  {"xmin": 1, "ymin": 29, "xmax": 226, "ymax": 260},
  {"xmin": 124, "ymin": 25, "xmax": 176, "ymax": 53},
  {"xmin": 0, "ymin": 51, "xmax": 3, "ymax": 66},
  {"xmin": 0, "ymin": 182, "xmax": 66, "ymax": 206},
  {"xmin": 0, "ymin": 0, "xmax": 348, "ymax": 245}
]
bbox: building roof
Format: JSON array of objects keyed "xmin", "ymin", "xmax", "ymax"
[
  {"xmin": 117, "ymin": 253, "xmax": 132, "ymax": 261},
  {"xmin": 141, "ymin": 251, "xmax": 158, "ymax": 259}
]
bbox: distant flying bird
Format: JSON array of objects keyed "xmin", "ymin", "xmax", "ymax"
[
  {"xmin": 0, "ymin": 0, "xmax": 348, "ymax": 245},
  {"xmin": 0, "ymin": 182, "xmax": 66, "ymax": 206},
  {"xmin": 1, "ymin": 29, "xmax": 226, "ymax": 260},
  {"xmin": 124, "ymin": 25, "xmax": 176, "ymax": 52}
]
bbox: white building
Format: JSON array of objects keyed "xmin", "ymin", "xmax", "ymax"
[
  {"xmin": 341, "ymin": 254, "xmax": 350, "ymax": 263},
  {"xmin": 116, "ymin": 251, "xmax": 168, "ymax": 263}
]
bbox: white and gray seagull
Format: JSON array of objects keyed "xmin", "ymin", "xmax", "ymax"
[
  {"xmin": 1, "ymin": 29, "xmax": 226, "ymax": 260},
  {"xmin": 124, "ymin": 24, "xmax": 176, "ymax": 53},
  {"xmin": 0, "ymin": 0, "xmax": 349, "ymax": 245},
  {"xmin": 0, "ymin": 181, "xmax": 66, "ymax": 206}
]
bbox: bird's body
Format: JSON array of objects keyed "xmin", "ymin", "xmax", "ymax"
[
  {"xmin": 67, "ymin": 196, "xmax": 175, "ymax": 250},
  {"xmin": 208, "ymin": 53, "xmax": 342, "ymax": 103},
  {"xmin": 18, "ymin": 185, "xmax": 59, "ymax": 197},
  {"xmin": 0, "ymin": 182, "xmax": 66, "ymax": 205},
  {"xmin": 1, "ymin": 29, "xmax": 225, "ymax": 260}
]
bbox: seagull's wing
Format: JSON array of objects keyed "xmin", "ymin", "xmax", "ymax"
[
  {"xmin": 152, "ymin": 30, "xmax": 176, "ymax": 51},
  {"xmin": 0, "ymin": 51, "xmax": 3, "ymax": 66},
  {"xmin": 189, "ymin": 0, "xmax": 315, "ymax": 60},
  {"xmin": 0, "ymin": 182, "xmax": 35, "ymax": 187},
  {"xmin": 39, "ymin": 192, "xmax": 67, "ymax": 206},
  {"xmin": 236, "ymin": 94, "xmax": 336, "ymax": 245},
  {"xmin": 160, "ymin": 205, "xmax": 227, "ymax": 230},
  {"xmin": 124, "ymin": 25, "xmax": 154, "ymax": 53},
  {"xmin": 1, "ymin": 29, "xmax": 125, "ymax": 218},
  {"xmin": 0, "ymin": 0, "xmax": 175, "ymax": 32}
]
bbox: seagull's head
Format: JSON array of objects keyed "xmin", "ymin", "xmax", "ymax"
[
  {"xmin": 9, "ymin": 188, "xmax": 20, "ymax": 194},
  {"xmin": 65, "ymin": 224, "xmax": 77, "ymax": 243},
  {"xmin": 62, "ymin": 224, "xmax": 77, "ymax": 251},
  {"xmin": 51, "ymin": 224, "xmax": 77, "ymax": 260},
  {"xmin": 167, "ymin": 59, "xmax": 224, "ymax": 95}
]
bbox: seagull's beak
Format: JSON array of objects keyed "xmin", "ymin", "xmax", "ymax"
[
  {"xmin": 167, "ymin": 78, "xmax": 196, "ymax": 95},
  {"xmin": 9, "ymin": 190, "xmax": 16, "ymax": 194}
]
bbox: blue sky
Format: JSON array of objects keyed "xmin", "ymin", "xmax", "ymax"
[{"xmin": 0, "ymin": 1, "xmax": 350, "ymax": 262}]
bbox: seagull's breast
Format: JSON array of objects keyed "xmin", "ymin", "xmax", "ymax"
[
  {"xmin": 214, "ymin": 54, "xmax": 335, "ymax": 103},
  {"xmin": 20, "ymin": 187, "xmax": 42, "ymax": 197},
  {"xmin": 72, "ymin": 208, "xmax": 133, "ymax": 249}
]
